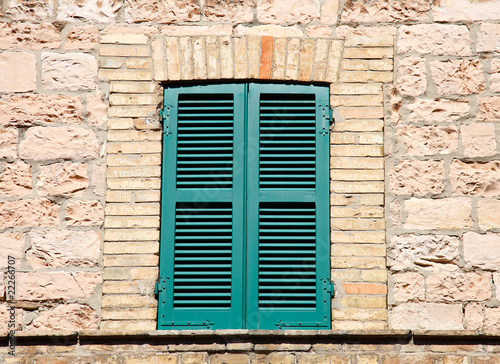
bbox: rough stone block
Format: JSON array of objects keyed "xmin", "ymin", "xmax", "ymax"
[
  {"xmin": 463, "ymin": 232, "xmax": 500, "ymax": 270},
  {"xmin": 0, "ymin": 129, "xmax": 18, "ymax": 159},
  {"xmin": 478, "ymin": 96, "xmax": 500, "ymax": 121},
  {"xmin": 126, "ymin": 0, "xmax": 201, "ymax": 23},
  {"xmin": 57, "ymin": 0, "xmax": 123, "ymax": 22},
  {"xmin": 5, "ymin": 0, "xmax": 55, "ymax": 19},
  {"xmin": 341, "ymin": 0, "xmax": 430, "ymax": 23},
  {"xmin": 477, "ymin": 23, "xmax": 500, "ymax": 53},
  {"xmin": 426, "ymin": 272, "xmax": 491, "ymax": 302},
  {"xmin": 433, "ymin": 0, "xmax": 500, "ymax": 21},
  {"xmin": 92, "ymin": 162, "xmax": 106, "ymax": 197},
  {"xmin": 36, "ymin": 162, "xmax": 89, "ymax": 197},
  {"xmin": 66, "ymin": 200, "xmax": 104, "ymax": 226},
  {"xmin": 430, "ymin": 59, "xmax": 485, "ymax": 95},
  {"xmin": 404, "ymin": 198, "xmax": 472, "ymax": 230},
  {"xmin": 484, "ymin": 307, "xmax": 500, "ymax": 331},
  {"xmin": 42, "ymin": 52, "xmax": 97, "ymax": 91},
  {"xmin": 204, "ymin": 0, "xmax": 253, "ymax": 22},
  {"xmin": 388, "ymin": 234, "xmax": 460, "ymax": 271},
  {"xmin": 320, "ymin": 0, "xmax": 338, "ymax": 25},
  {"xmin": 19, "ymin": 126, "xmax": 99, "ymax": 161},
  {"xmin": 257, "ymin": 0, "xmax": 320, "ymax": 24},
  {"xmin": 390, "ymin": 303, "xmax": 463, "ymax": 330},
  {"xmin": 65, "ymin": 25, "xmax": 99, "ymax": 50},
  {"xmin": 0, "ymin": 161, "xmax": 32, "ymax": 197},
  {"xmin": 449, "ymin": 160, "xmax": 500, "ymax": 197},
  {"xmin": 0, "ymin": 232, "xmax": 25, "ymax": 266},
  {"xmin": 490, "ymin": 58, "xmax": 500, "ymax": 92},
  {"xmin": 392, "ymin": 272, "xmax": 425, "ymax": 303},
  {"xmin": 396, "ymin": 125, "xmax": 458, "ymax": 156},
  {"xmin": 0, "ymin": 199, "xmax": 60, "ymax": 228},
  {"xmin": 465, "ymin": 303, "xmax": 484, "ymax": 331},
  {"xmin": 0, "ymin": 94, "xmax": 83, "ymax": 127},
  {"xmin": 389, "ymin": 159, "xmax": 444, "ymax": 196},
  {"xmin": 406, "ymin": 98, "xmax": 469, "ymax": 123},
  {"xmin": 398, "ymin": 24, "xmax": 471, "ymax": 55},
  {"xmin": 210, "ymin": 354, "xmax": 249, "ymax": 364},
  {"xmin": 396, "ymin": 56, "xmax": 426, "ymax": 96},
  {"xmin": 26, "ymin": 304, "xmax": 98, "ymax": 331},
  {"xmin": 461, "ymin": 123, "xmax": 497, "ymax": 157},
  {"xmin": 0, "ymin": 52, "xmax": 36, "ymax": 92},
  {"xmin": 26, "ymin": 229, "xmax": 100, "ymax": 268},
  {"xmin": 478, "ymin": 200, "xmax": 500, "ymax": 231},
  {"xmin": 86, "ymin": 94, "xmax": 107, "ymax": 129},
  {"xmin": 0, "ymin": 22, "xmax": 60, "ymax": 50}
]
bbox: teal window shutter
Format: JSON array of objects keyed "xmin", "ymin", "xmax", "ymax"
[{"xmin": 159, "ymin": 83, "xmax": 331, "ymax": 330}]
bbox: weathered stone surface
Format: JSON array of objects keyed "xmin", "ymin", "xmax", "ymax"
[
  {"xmin": 484, "ymin": 307, "xmax": 500, "ymax": 331},
  {"xmin": 26, "ymin": 304, "xmax": 98, "ymax": 331},
  {"xmin": 16, "ymin": 272, "xmax": 101, "ymax": 300},
  {"xmin": 490, "ymin": 58, "xmax": 500, "ymax": 92},
  {"xmin": 477, "ymin": 23, "xmax": 500, "ymax": 53},
  {"xmin": 449, "ymin": 160, "xmax": 500, "ymax": 197},
  {"xmin": 91, "ymin": 162, "xmax": 106, "ymax": 197},
  {"xmin": 86, "ymin": 95, "xmax": 107, "ymax": 129},
  {"xmin": 433, "ymin": 0, "xmax": 500, "ymax": 22},
  {"xmin": 463, "ymin": 232, "xmax": 500, "ymax": 270},
  {"xmin": 341, "ymin": 0, "xmax": 430, "ymax": 23},
  {"xmin": 234, "ymin": 24, "xmax": 304, "ymax": 37},
  {"xmin": 389, "ymin": 199, "xmax": 402, "ymax": 228},
  {"xmin": 257, "ymin": 0, "xmax": 320, "ymax": 24},
  {"xmin": 395, "ymin": 125, "xmax": 458, "ymax": 156},
  {"xmin": 0, "ymin": 129, "xmax": 18, "ymax": 159},
  {"xmin": 389, "ymin": 160, "xmax": 444, "ymax": 196},
  {"xmin": 398, "ymin": 24, "xmax": 471, "ymax": 56},
  {"xmin": 0, "ymin": 161, "xmax": 32, "ymax": 197},
  {"xmin": 465, "ymin": 303, "xmax": 483, "ymax": 331},
  {"xmin": 0, "ymin": 22, "xmax": 60, "ymax": 50},
  {"xmin": 0, "ymin": 304, "xmax": 22, "ymax": 333},
  {"xmin": 405, "ymin": 98, "xmax": 469, "ymax": 123},
  {"xmin": 320, "ymin": 0, "xmax": 338, "ymax": 24},
  {"xmin": 478, "ymin": 96, "xmax": 500, "ymax": 121},
  {"xmin": 390, "ymin": 303, "xmax": 463, "ymax": 330},
  {"xmin": 0, "ymin": 199, "xmax": 60, "ymax": 228},
  {"xmin": 65, "ymin": 25, "xmax": 99, "ymax": 50},
  {"xmin": 392, "ymin": 272, "xmax": 425, "ymax": 303},
  {"xmin": 404, "ymin": 198, "xmax": 472, "ymax": 230},
  {"xmin": 0, "ymin": 94, "xmax": 83, "ymax": 127},
  {"xmin": 66, "ymin": 200, "xmax": 104, "ymax": 226},
  {"xmin": 430, "ymin": 59, "xmax": 485, "ymax": 95},
  {"xmin": 19, "ymin": 126, "xmax": 99, "ymax": 161},
  {"xmin": 461, "ymin": 124, "xmax": 497, "ymax": 158},
  {"xmin": 426, "ymin": 272, "xmax": 491, "ymax": 302},
  {"xmin": 58, "ymin": 0, "xmax": 123, "ymax": 22},
  {"xmin": 495, "ymin": 273, "xmax": 500, "ymax": 300},
  {"xmin": 388, "ymin": 234, "xmax": 459, "ymax": 271},
  {"xmin": 26, "ymin": 229, "xmax": 100, "ymax": 267},
  {"xmin": 36, "ymin": 162, "xmax": 89, "ymax": 197},
  {"xmin": 204, "ymin": 0, "xmax": 254, "ymax": 22},
  {"xmin": 306, "ymin": 25, "xmax": 332, "ymax": 37},
  {"xmin": 0, "ymin": 52, "xmax": 36, "ymax": 93},
  {"xmin": 126, "ymin": 0, "xmax": 201, "ymax": 23},
  {"xmin": 0, "ymin": 232, "xmax": 25, "ymax": 267},
  {"xmin": 161, "ymin": 24, "xmax": 232, "ymax": 36},
  {"xmin": 336, "ymin": 25, "xmax": 397, "ymax": 38},
  {"xmin": 42, "ymin": 52, "xmax": 97, "ymax": 91},
  {"xmin": 396, "ymin": 56, "xmax": 426, "ymax": 96},
  {"xmin": 5, "ymin": 0, "xmax": 55, "ymax": 20}
]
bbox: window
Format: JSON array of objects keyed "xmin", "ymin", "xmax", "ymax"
[{"xmin": 157, "ymin": 83, "xmax": 332, "ymax": 330}]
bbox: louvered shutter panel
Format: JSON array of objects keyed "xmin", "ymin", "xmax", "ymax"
[
  {"xmin": 158, "ymin": 84, "xmax": 246, "ymax": 330},
  {"xmin": 246, "ymin": 83, "xmax": 331, "ymax": 329}
]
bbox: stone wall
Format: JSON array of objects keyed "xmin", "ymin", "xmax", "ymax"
[{"xmin": 0, "ymin": 0, "xmax": 500, "ymax": 342}]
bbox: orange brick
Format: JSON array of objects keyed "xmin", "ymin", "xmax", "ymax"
[
  {"xmin": 259, "ymin": 36, "xmax": 273, "ymax": 80},
  {"xmin": 343, "ymin": 283, "xmax": 387, "ymax": 295}
]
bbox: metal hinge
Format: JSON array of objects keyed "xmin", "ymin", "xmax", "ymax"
[
  {"xmin": 323, "ymin": 277, "xmax": 335, "ymax": 298},
  {"xmin": 319, "ymin": 105, "xmax": 334, "ymax": 136},
  {"xmin": 160, "ymin": 105, "xmax": 173, "ymax": 136},
  {"xmin": 155, "ymin": 276, "xmax": 168, "ymax": 295}
]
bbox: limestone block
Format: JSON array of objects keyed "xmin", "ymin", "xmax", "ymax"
[
  {"xmin": 42, "ymin": 52, "xmax": 97, "ymax": 91},
  {"xmin": 460, "ymin": 123, "xmax": 496, "ymax": 158},
  {"xmin": 65, "ymin": 25, "xmax": 99, "ymax": 50},
  {"xmin": 66, "ymin": 200, "xmax": 104, "ymax": 226},
  {"xmin": 388, "ymin": 234, "xmax": 460, "ymax": 271},
  {"xmin": 405, "ymin": 98, "xmax": 469, "ymax": 124},
  {"xmin": 26, "ymin": 229, "xmax": 100, "ymax": 267},
  {"xmin": 19, "ymin": 126, "xmax": 99, "ymax": 161},
  {"xmin": 0, "ymin": 129, "xmax": 18, "ymax": 159},
  {"xmin": 464, "ymin": 232, "xmax": 500, "ymax": 270},
  {"xmin": 341, "ymin": 0, "xmax": 430, "ymax": 23},
  {"xmin": 257, "ymin": 0, "xmax": 320, "ymax": 24},
  {"xmin": 320, "ymin": 0, "xmax": 338, "ymax": 24},
  {"xmin": 234, "ymin": 24, "xmax": 304, "ymax": 37},
  {"xmin": 398, "ymin": 24, "xmax": 471, "ymax": 56},
  {"xmin": 91, "ymin": 162, "xmax": 106, "ymax": 197},
  {"xmin": 0, "ymin": 232, "xmax": 25, "ymax": 267},
  {"xmin": 389, "ymin": 159, "xmax": 444, "ymax": 196},
  {"xmin": 5, "ymin": 0, "xmax": 55, "ymax": 20},
  {"xmin": 58, "ymin": 0, "xmax": 123, "ymax": 22},
  {"xmin": 390, "ymin": 303, "xmax": 463, "ymax": 330},
  {"xmin": 430, "ymin": 59, "xmax": 485, "ymax": 95},
  {"xmin": 484, "ymin": 307, "xmax": 500, "ymax": 331},
  {"xmin": 433, "ymin": 0, "xmax": 500, "ymax": 21},
  {"xmin": 306, "ymin": 25, "xmax": 332, "ymax": 37},
  {"xmin": 26, "ymin": 304, "xmax": 98, "ymax": 331},
  {"xmin": 0, "ymin": 52, "xmax": 36, "ymax": 93},
  {"xmin": 86, "ymin": 95, "xmax": 107, "ymax": 129},
  {"xmin": 396, "ymin": 56, "xmax": 426, "ymax": 96},
  {"xmin": 391, "ymin": 272, "xmax": 425, "ymax": 303},
  {"xmin": 449, "ymin": 160, "xmax": 500, "ymax": 197},
  {"xmin": 36, "ymin": 162, "xmax": 89, "ymax": 197},
  {"xmin": 0, "ymin": 94, "xmax": 83, "ymax": 127},
  {"xmin": 478, "ymin": 200, "xmax": 500, "ymax": 230},
  {"xmin": 0, "ymin": 161, "xmax": 32, "ymax": 197},
  {"xmin": 336, "ymin": 25, "xmax": 397, "ymax": 38},
  {"xmin": 465, "ymin": 303, "xmax": 484, "ymax": 330},
  {"xmin": 404, "ymin": 198, "xmax": 472, "ymax": 230},
  {"xmin": 204, "ymin": 0, "xmax": 253, "ymax": 22},
  {"xmin": 0, "ymin": 22, "xmax": 60, "ymax": 50},
  {"xmin": 426, "ymin": 272, "xmax": 491, "ymax": 302},
  {"xmin": 495, "ymin": 273, "xmax": 500, "ymax": 299},
  {"xmin": 0, "ymin": 199, "xmax": 60, "ymax": 228},
  {"xmin": 211, "ymin": 354, "xmax": 249, "ymax": 364},
  {"xmin": 478, "ymin": 96, "xmax": 500, "ymax": 121},
  {"xmin": 395, "ymin": 125, "xmax": 458, "ymax": 156},
  {"xmin": 0, "ymin": 304, "xmax": 22, "ymax": 333},
  {"xmin": 16, "ymin": 271, "xmax": 101, "ymax": 300},
  {"xmin": 490, "ymin": 58, "xmax": 500, "ymax": 92},
  {"xmin": 126, "ymin": 0, "xmax": 201, "ymax": 23},
  {"xmin": 477, "ymin": 23, "xmax": 500, "ymax": 53}
]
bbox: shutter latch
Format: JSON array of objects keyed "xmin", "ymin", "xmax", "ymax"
[
  {"xmin": 155, "ymin": 276, "xmax": 168, "ymax": 295},
  {"xmin": 319, "ymin": 105, "xmax": 332, "ymax": 136},
  {"xmin": 160, "ymin": 105, "xmax": 173, "ymax": 136},
  {"xmin": 323, "ymin": 277, "xmax": 335, "ymax": 298}
]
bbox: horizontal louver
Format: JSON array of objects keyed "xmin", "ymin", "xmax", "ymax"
[
  {"xmin": 259, "ymin": 94, "xmax": 316, "ymax": 189},
  {"xmin": 258, "ymin": 202, "xmax": 317, "ymax": 310},
  {"xmin": 173, "ymin": 202, "xmax": 233, "ymax": 310},
  {"xmin": 176, "ymin": 94, "xmax": 234, "ymax": 189}
]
